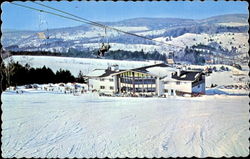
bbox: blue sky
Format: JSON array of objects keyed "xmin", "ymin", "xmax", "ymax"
[{"xmin": 1, "ymin": 1, "xmax": 248, "ymax": 31}]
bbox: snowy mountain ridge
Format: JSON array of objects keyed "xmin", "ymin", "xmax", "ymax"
[{"xmin": 2, "ymin": 14, "xmax": 249, "ymax": 57}]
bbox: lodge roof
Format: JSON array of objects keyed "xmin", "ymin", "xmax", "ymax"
[
  {"xmin": 131, "ymin": 63, "xmax": 169, "ymax": 73},
  {"xmin": 107, "ymin": 63, "xmax": 171, "ymax": 77},
  {"xmin": 99, "ymin": 69, "xmax": 125, "ymax": 77},
  {"xmin": 166, "ymin": 58, "xmax": 175, "ymax": 64},
  {"xmin": 87, "ymin": 69, "xmax": 124, "ymax": 78},
  {"xmin": 87, "ymin": 63, "xmax": 204, "ymax": 81},
  {"xmin": 172, "ymin": 70, "xmax": 204, "ymax": 81}
]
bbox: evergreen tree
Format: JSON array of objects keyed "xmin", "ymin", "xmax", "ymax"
[{"xmin": 77, "ymin": 71, "xmax": 86, "ymax": 83}]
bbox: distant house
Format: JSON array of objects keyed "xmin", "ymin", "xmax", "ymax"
[
  {"xmin": 166, "ymin": 58, "xmax": 175, "ymax": 65},
  {"xmin": 165, "ymin": 70, "xmax": 206, "ymax": 96},
  {"xmin": 87, "ymin": 63, "xmax": 206, "ymax": 97},
  {"xmin": 87, "ymin": 65, "xmax": 123, "ymax": 95}
]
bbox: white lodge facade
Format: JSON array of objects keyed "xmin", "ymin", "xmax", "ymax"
[
  {"xmin": 87, "ymin": 63, "xmax": 205, "ymax": 97},
  {"xmin": 87, "ymin": 69, "xmax": 118, "ymax": 94}
]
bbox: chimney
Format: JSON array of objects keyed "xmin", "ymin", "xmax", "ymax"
[
  {"xmin": 177, "ymin": 68, "xmax": 181, "ymax": 76},
  {"xmin": 183, "ymin": 65, "xmax": 187, "ymax": 71},
  {"xmin": 111, "ymin": 64, "xmax": 119, "ymax": 71},
  {"xmin": 107, "ymin": 63, "xmax": 111, "ymax": 70}
]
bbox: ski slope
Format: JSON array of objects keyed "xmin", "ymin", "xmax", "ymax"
[
  {"xmin": 155, "ymin": 32, "xmax": 249, "ymax": 54},
  {"xmin": 2, "ymin": 91, "xmax": 249, "ymax": 158},
  {"xmin": 5, "ymin": 55, "xmax": 159, "ymax": 76}
]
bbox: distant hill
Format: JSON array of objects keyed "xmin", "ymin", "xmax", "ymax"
[
  {"xmin": 2, "ymin": 14, "xmax": 249, "ymax": 60},
  {"xmin": 104, "ymin": 17, "xmax": 196, "ymax": 29},
  {"xmin": 198, "ymin": 14, "xmax": 248, "ymax": 24}
]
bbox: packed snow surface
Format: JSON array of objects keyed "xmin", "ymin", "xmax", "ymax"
[{"xmin": 2, "ymin": 91, "xmax": 249, "ymax": 158}]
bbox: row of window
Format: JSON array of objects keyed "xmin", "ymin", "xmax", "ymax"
[
  {"xmin": 120, "ymin": 75, "xmax": 156, "ymax": 79},
  {"xmin": 120, "ymin": 77, "xmax": 156, "ymax": 80},
  {"xmin": 121, "ymin": 87, "xmax": 156, "ymax": 92},
  {"xmin": 100, "ymin": 86, "xmax": 157, "ymax": 92},
  {"xmin": 120, "ymin": 71, "xmax": 151, "ymax": 78},
  {"xmin": 164, "ymin": 89, "xmax": 175, "ymax": 95},
  {"xmin": 120, "ymin": 78, "xmax": 156, "ymax": 84},
  {"xmin": 100, "ymin": 78, "xmax": 113, "ymax": 82},
  {"xmin": 164, "ymin": 81, "xmax": 182, "ymax": 85},
  {"xmin": 100, "ymin": 86, "xmax": 114, "ymax": 90}
]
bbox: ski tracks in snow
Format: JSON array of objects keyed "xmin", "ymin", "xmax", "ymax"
[{"xmin": 2, "ymin": 93, "xmax": 249, "ymax": 157}]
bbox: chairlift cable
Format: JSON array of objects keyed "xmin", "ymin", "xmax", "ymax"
[
  {"xmin": 13, "ymin": 2, "xmax": 172, "ymax": 47},
  {"xmin": 11, "ymin": 1, "xmax": 246, "ymax": 61},
  {"xmin": 32, "ymin": 1, "xmax": 105, "ymax": 28},
  {"xmin": 11, "ymin": 2, "xmax": 102, "ymax": 27},
  {"xmin": 31, "ymin": 2, "xmax": 180, "ymax": 48}
]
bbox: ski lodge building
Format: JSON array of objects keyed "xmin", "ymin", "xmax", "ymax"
[{"xmin": 87, "ymin": 63, "xmax": 205, "ymax": 96}]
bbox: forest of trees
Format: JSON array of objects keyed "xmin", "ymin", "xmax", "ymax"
[
  {"xmin": 10, "ymin": 49, "xmax": 168, "ymax": 62},
  {"xmin": 104, "ymin": 49, "xmax": 167, "ymax": 61},
  {"xmin": 0, "ymin": 61, "xmax": 86, "ymax": 91},
  {"xmin": 183, "ymin": 46, "xmax": 206, "ymax": 65},
  {"xmin": 67, "ymin": 48, "xmax": 168, "ymax": 61}
]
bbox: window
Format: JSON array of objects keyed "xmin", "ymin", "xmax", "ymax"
[
  {"xmin": 164, "ymin": 89, "xmax": 168, "ymax": 93},
  {"xmin": 146, "ymin": 88, "xmax": 156, "ymax": 92},
  {"xmin": 164, "ymin": 81, "xmax": 169, "ymax": 84},
  {"xmin": 109, "ymin": 78, "xmax": 114, "ymax": 82},
  {"xmin": 176, "ymin": 81, "xmax": 180, "ymax": 85},
  {"xmin": 100, "ymin": 86, "xmax": 105, "ymax": 89},
  {"xmin": 100, "ymin": 78, "xmax": 105, "ymax": 81},
  {"xmin": 171, "ymin": 89, "xmax": 174, "ymax": 95},
  {"xmin": 110, "ymin": 86, "xmax": 114, "ymax": 90}
]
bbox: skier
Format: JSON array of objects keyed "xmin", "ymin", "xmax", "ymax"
[{"xmin": 98, "ymin": 43, "xmax": 110, "ymax": 57}]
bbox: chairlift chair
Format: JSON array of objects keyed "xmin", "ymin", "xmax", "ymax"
[
  {"xmin": 97, "ymin": 27, "xmax": 111, "ymax": 57},
  {"xmin": 37, "ymin": 12, "xmax": 50, "ymax": 48}
]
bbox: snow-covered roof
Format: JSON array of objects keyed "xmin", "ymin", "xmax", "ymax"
[
  {"xmin": 172, "ymin": 70, "xmax": 203, "ymax": 81},
  {"xmin": 166, "ymin": 59, "xmax": 175, "ymax": 64},
  {"xmin": 87, "ymin": 69, "xmax": 124, "ymax": 78},
  {"xmin": 111, "ymin": 63, "xmax": 177, "ymax": 78},
  {"xmin": 146, "ymin": 67, "xmax": 176, "ymax": 78},
  {"xmin": 86, "ymin": 69, "xmax": 106, "ymax": 77}
]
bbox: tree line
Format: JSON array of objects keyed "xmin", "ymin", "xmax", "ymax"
[
  {"xmin": 183, "ymin": 46, "xmax": 206, "ymax": 65},
  {"xmin": 105, "ymin": 49, "xmax": 167, "ymax": 61},
  {"xmin": 1, "ymin": 60, "xmax": 86, "ymax": 91},
  {"xmin": 10, "ymin": 49, "xmax": 168, "ymax": 62}
]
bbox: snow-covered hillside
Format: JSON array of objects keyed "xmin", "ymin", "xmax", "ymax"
[
  {"xmin": 2, "ymin": 91, "xmax": 249, "ymax": 158},
  {"xmin": 5, "ymin": 55, "xmax": 160, "ymax": 76},
  {"xmin": 78, "ymin": 42, "xmax": 173, "ymax": 54},
  {"xmin": 217, "ymin": 22, "xmax": 249, "ymax": 27},
  {"xmin": 2, "ymin": 14, "xmax": 248, "ymax": 56},
  {"xmin": 155, "ymin": 32, "xmax": 249, "ymax": 54}
]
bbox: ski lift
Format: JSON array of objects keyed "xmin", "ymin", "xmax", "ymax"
[
  {"xmin": 98, "ymin": 27, "xmax": 111, "ymax": 57},
  {"xmin": 37, "ymin": 32, "xmax": 47, "ymax": 39},
  {"xmin": 37, "ymin": 12, "xmax": 50, "ymax": 40}
]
